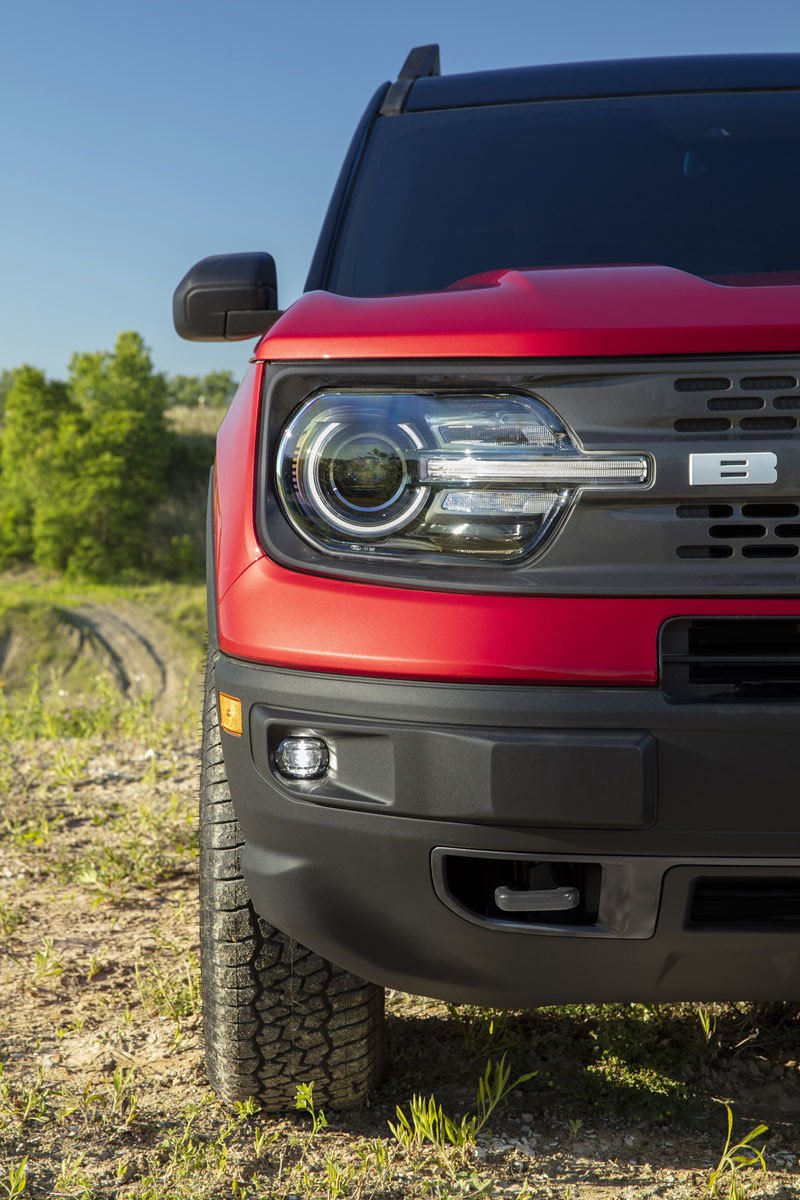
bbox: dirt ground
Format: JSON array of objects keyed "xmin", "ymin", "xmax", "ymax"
[{"xmin": 1, "ymin": 601, "xmax": 799, "ymax": 1198}]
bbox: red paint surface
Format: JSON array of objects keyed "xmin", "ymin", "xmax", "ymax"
[
  {"xmin": 213, "ymin": 268, "xmax": 800, "ymax": 683},
  {"xmin": 218, "ymin": 558, "xmax": 800, "ymax": 683},
  {"xmin": 255, "ymin": 266, "xmax": 800, "ymax": 362},
  {"xmin": 214, "ymin": 361, "xmax": 265, "ymax": 600}
]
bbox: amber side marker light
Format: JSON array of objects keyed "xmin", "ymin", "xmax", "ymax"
[{"xmin": 218, "ymin": 692, "xmax": 243, "ymax": 737}]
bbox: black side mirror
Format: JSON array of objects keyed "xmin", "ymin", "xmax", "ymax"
[{"xmin": 173, "ymin": 252, "xmax": 281, "ymax": 341}]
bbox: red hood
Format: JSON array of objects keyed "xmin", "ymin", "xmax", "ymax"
[{"xmin": 256, "ymin": 265, "xmax": 800, "ymax": 361}]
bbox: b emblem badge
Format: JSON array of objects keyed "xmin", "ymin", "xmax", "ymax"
[{"xmin": 689, "ymin": 452, "xmax": 778, "ymax": 486}]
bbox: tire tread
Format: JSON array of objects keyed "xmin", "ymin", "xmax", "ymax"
[{"xmin": 199, "ymin": 652, "xmax": 385, "ymax": 1111}]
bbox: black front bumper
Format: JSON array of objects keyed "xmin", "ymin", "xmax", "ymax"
[{"xmin": 215, "ymin": 653, "xmax": 800, "ymax": 1007}]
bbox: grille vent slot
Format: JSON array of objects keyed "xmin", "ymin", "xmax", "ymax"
[
  {"xmin": 676, "ymin": 545, "xmax": 733, "ymax": 559},
  {"xmin": 674, "ymin": 417, "xmax": 731, "ymax": 433},
  {"xmin": 675, "ymin": 413, "xmax": 797, "ymax": 432},
  {"xmin": 774, "ymin": 396, "xmax": 800, "ymax": 409},
  {"xmin": 709, "ymin": 523, "xmax": 764, "ymax": 539},
  {"xmin": 739, "ymin": 415, "xmax": 797, "ymax": 431},
  {"xmin": 741, "ymin": 503, "xmax": 799, "ymax": 517},
  {"xmin": 741, "ymin": 375, "xmax": 797, "ymax": 391},
  {"xmin": 674, "ymin": 377, "xmax": 731, "ymax": 392},
  {"xmin": 741, "ymin": 544, "xmax": 798, "ymax": 558},
  {"xmin": 707, "ymin": 396, "xmax": 763, "ymax": 412},
  {"xmin": 661, "ymin": 617, "xmax": 800, "ymax": 701},
  {"xmin": 676, "ymin": 504, "xmax": 733, "ymax": 519}
]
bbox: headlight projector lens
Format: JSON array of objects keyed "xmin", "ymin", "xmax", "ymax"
[
  {"xmin": 328, "ymin": 433, "xmax": 407, "ymax": 512},
  {"xmin": 288, "ymin": 409, "xmax": 429, "ymax": 538}
]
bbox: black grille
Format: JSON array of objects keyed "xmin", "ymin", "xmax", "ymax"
[
  {"xmin": 675, "ymin": 502, "xmax": 800, "ymax": 561},
  {"xmin": 661, "ymin": 617, "xmax": 800, "ymax": 701},
  {"xmin": 688, "ymin": 877, "xmax": 800, "ymax": 929},
  {"xmin": 565, "ymin": 362, "xmax": 800, "ymax": 589},
  {"xmin": 675, "ymin": 412, "xmax": 798, "ymax": 433}
]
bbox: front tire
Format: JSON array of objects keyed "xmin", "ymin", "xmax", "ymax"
[{"xmin": 199, "ymin": 653, "xmax": 385, "ymax": 1111}]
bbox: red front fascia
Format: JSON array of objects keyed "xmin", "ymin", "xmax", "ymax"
[
  {"xmin": 218, "ymin": 561, "xmax": 800, "ymax": 684},
  {"xmin": 215, "ymin": 353, "xmax": 800, "ymax": 685}
]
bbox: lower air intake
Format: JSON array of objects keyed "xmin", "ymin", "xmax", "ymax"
[
  {"xmin": 661, "ymin": 617, "xmax": 800, "ymax": 701},
  {"xmin": 689, "ymin": 877, "xmax": 800, "ymax": 930}
]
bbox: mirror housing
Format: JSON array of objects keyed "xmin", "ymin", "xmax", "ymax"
[{"xmin": 173, "ymin": 252, "xmax": 281, "ymax": 341}]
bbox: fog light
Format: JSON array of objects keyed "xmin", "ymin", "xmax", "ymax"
[{"xmin": 275, "ymin": 736, "xmax": 329, "ymax": 780}]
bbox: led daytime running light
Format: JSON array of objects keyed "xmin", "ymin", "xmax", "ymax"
[{"xmin": 421, "ymin": 455, "xmax": 649, "ymax": 485}]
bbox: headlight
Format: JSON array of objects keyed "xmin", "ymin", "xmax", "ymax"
[{"xmin": 275, "ymin": 391, "xmax": 650, "ymax": 563}]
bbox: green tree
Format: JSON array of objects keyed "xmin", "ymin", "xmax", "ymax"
[
  {"xmin": 199, "ymin": 369, "xmax": 237, "ymax": 408},
  {"xmin": 166, "ymin": 373, "xmax": 202, "ymax": 408},
  {"xmin": 167, "ymin": 369, "xmax": 236, "ymax": 408},
  {"xmin": 33, "ymin": 332, "xmax": 172, "ymax": 579},
  {"xmin": 0, "ymin": 368, "xmax": 16, "ymax": 422},
  {"xmin": 0, "ymin": 366, "xmax": 71, "ymax": 564}
]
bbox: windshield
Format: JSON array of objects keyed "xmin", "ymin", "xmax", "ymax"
[{"xmin": 327, "ymin": 90, "xmax": 800, "ymax": 296}]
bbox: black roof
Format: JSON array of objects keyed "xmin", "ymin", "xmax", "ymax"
[{"xmin": 402, "ymin": 53, "xmax": 800, "ymax": 112}]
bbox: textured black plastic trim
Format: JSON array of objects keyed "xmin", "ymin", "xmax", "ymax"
[
  {"xmin": 213, "ymin": 653, "xmax": 800, "ymax": 1005},
  {"xmin": 173, "ymin": 253, "xmax": 280, "ymax": 342},
  {"xmin": 215, "ymin": 652, "xmax": 800, "ymax": 851},
  {"xmin": 380, "ymin": 44, "xmax": 441, "ymax": 116},
  {"xmin": 249, "ymin": 704, "xmax": 657, "ymax": 829},
  {"xmin": 214, "ymin": 654, "xmax": 800, "ymax": 732},
  {"xmin": 435, "ymin": 853, "xmax": 800, "ymax": 938}
]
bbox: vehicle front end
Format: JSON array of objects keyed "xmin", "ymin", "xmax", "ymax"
[
  {"xmin": 177, "ymin": 49, "xmax": 800, "ymax": 1108},
  {"xmin": 213, "ymin": 321, "xmax": 800, "ymax": 1008}
]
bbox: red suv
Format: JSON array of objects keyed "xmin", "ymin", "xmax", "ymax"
[{"xmin": 174, "ymin": 46, "xmax": 800, "ymax": 1111}]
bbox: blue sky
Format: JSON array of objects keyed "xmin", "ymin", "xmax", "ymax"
[{"xmin": 2, "ymin": 0, "xmax": 800, "ymax": 380}]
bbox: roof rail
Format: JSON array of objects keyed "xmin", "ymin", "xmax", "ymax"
[{"xmin": 381, "ymin": 43, "xmax": 441, "ymax": 116}]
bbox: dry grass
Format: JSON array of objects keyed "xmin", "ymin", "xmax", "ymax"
[{"xmin": 166, "ymin": 405, "xmax": 226, "ymax": 437}]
